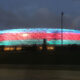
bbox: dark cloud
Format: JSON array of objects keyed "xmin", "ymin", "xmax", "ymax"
[
  {"xmin": 0, "ymin": 7, "xmax": 73, "ymax": 29},
  {"xmin": 0, "ymin": 0, "xmax": 80, "ymax": 30}
]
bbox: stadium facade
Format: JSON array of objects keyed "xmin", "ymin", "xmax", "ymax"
[{"xmin": 0, "ymin": 28, "xmax": 80, "ymax": 46}]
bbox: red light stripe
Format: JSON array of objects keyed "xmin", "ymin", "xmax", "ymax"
[{"xmin": 0, "ymin": 32, "xmax": 80, "ymax": 41}]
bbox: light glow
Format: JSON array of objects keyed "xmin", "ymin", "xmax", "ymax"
[
  {"xmin": 4, "ymin": 47, "xmax": 10, "ymax": 51},
  {"xmin": 47, "ymin": 46, "xmax": 54, "ymax": 50},
  {"xmin": 16, "ymin": 47, "xmax": 22, "ymax": 50},
  {"xmin": 22, "ymin": 33, "xmax": 28, "ymax": 37},
  {"xmin": 39, "ymin": 46, "xmax": 43, "ymax": 50}
]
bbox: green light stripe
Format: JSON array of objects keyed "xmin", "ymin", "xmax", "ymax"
[
  {"xmin": 47, "ymin": 40, "xmax": 80, "ymax": 45},
  {"xmin": 0, "ymin": 40, "xmax": 80, "ymax": 46},
  {"xmin": 0, "ymin": 40, "xmax": 44, "ymax": 46}
]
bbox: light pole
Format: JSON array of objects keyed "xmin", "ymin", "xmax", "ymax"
[{"xmin": 61, "ymin": 12, "xmax": 64, "ymax": 46}]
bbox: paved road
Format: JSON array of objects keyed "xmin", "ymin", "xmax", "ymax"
[{"xmin": 0, "ymin": 65, "xmax": 80, "ymax": 80}]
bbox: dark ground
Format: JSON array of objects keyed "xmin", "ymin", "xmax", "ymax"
[
  {"xmin": 0, "ymin": 65, "xmax": 80, "ymax": 80},
  {"xmin": 0, "ymin": 45, "xmax": 80, "ymax": 80}
]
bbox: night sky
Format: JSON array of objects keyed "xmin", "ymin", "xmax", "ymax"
[{"xmin": 0, "ymin": 0, "xmax": 80, "ymax": 30}]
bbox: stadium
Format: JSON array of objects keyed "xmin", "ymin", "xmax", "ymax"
[{"xmin": 0, "ymin": 28, "xmax": 80, "ymax": 46}]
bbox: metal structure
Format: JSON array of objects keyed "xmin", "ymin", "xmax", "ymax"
[
  {"xmin": 61, "ymin": 12, "xmax": 64, "ymax": 46},
  {"xmin": 0, "ymin": 28, "xmax": 80, "ymax": 46}
]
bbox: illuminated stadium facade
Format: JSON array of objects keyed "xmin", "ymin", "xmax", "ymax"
[{"xmin": 0, "ymin": 28, "xmax": 80, "ymax": 46}]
